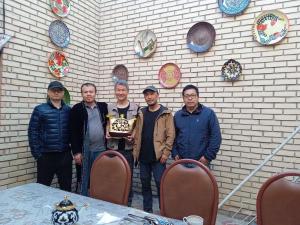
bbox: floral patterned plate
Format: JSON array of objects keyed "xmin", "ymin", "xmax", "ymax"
[
  {"xmin": 50, "ymin": 0, "xmax": 71, "ymax": 17},
  {"xmin": 253, "ymin": 10, "xmax": 289, "ymax": 45},
  {"xmin": 48, "ymin": 51, "xmax": 70, "ymax": 78},
  {"xmin": 158, "ymin": 63, "xmax": 181, "ymax": 88},
  {"xmin": 218, "ymin": 0, "xmax": 250, "ymax": 16},
  {"xmin": 221, "ymin": 59, "xmax": 242, "ymax": 81},
  {"xmin": 49, "ymin": 20, "xmax": 70, "ymax": 48}
]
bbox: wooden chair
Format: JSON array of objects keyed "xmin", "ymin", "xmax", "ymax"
[
  {"xmin": 90, "ymin": 150, "xmax": 131, "ymax": 206},
  {"xmin": 160, "ymin": 159, "xmax": 218, "ymax": 225},
  {"xmin": 256, "ymin": 172, "xmax": 300, "ymax": 225}
]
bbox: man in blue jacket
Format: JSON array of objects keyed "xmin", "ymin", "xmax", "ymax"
[
  {"xmin": 28, "ymin": 81, "xmax": 72, "ymax": 191},
  {"xmin": 172, "ymin": 84, "xmax": 222, "ymax": 166}
]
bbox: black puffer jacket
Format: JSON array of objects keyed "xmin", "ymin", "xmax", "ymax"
[{"xmin": 28, "ymin": 100, "xmax": 71, "ymax": 160}]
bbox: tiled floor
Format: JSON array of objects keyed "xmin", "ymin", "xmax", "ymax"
[{"xmin": 131, "ymin": 192, "xmax": 257, "ymax": 225}]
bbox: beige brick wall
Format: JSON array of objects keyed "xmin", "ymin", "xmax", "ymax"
[{"xmin": 1, "ymin": 0, "xmax": 300, "ymax": 215}]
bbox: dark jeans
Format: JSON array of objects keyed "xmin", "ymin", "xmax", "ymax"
[
  {"xmin": 139, "ymin": 161, "xmax": 166, "ymax": 212},
  {"xmin": 37, "ymin": 151, "xmax": 73, "ymax": 191},
  {"xmin": 118, "ymin": 149, "xmax": 134, "ymax": 206}
]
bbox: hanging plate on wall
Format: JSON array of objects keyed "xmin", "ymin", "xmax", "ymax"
[
  {"xmin": 48, "ymin": 51, "xmax": 70, "ymax": 78},
  {"xmin": 218, "ymin": 0, "xmax": 250, "ymax": 16},
  {"xmin": 0, "ymin": 34, "xmax": 12, "ymax": 51},
  {"xmin": 50, "ymin": 0, "xmax": 71, "ymax": 17},
  {"xmin": 158, "ymin": 63, "xmax": 181, "ymax": 89},
  {"xmin": 134, "ymin": 30, "xmax": 157, "ymax": 58},
  {"xmin": 221, "ymin": 59, "xmax": 242, "ymax": 81},
  {"xmin": 112, "ymin": 64, "xmax": 129, "ymax": 82},
  {"xmin": 49, "ymin": 20, "xmax": 70, "ymax": 48},
  {"xmin": 253, "ymin": 10, "xmax": 289, "ymax": 45},
  {"xmin": 186, "ymin": 22, "xmax": 216, "ymax": 53},
  {"xmin": 63, "ymin": 87, "xmax": 71, "ymax": 105}
]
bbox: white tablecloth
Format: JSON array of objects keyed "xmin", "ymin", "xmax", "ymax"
[{"xmin": 0, "ymin": 183, "xmax": 184, "ymax": 225}]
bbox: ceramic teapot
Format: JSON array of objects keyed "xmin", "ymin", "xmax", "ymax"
[{"xmin": 51, "ymin": 196, "xmax": 79, "ymax": 225}]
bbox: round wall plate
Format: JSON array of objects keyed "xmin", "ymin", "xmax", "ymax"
[
  {"xmin": 134, "ymin": 30, "xmax": 157, "ymax": 58},
  {"xmin": 112, "ymin": 64, "xmax": 129, "ymax": 82},
  {"xmin": 186, "ymin": 22, "xmax": 216, "ymax": 53},
  {"xmin": 158, "ymin": 63, "xmax": 181, "ymax": 89},
  {"xmin": 253, "ymin": 10, "xmax": 289, "ymax": 45},
  {"xmin": 48, "ymin": 51, "xmax": 70, "ymax": 78},
  {"xmin": 50, "ymin": 0, "xmax": 71, "ymax": 17},
  {"xmin": 218, "ymin": 0, "xmax": 250, "ymax": 16},
  {"xmin": 49, "ymin": 20, "xmax": 70, "ymax": 48},
  {"xmin": 221, "ymin": 59, "xmax": 242, "ymax": 81}
]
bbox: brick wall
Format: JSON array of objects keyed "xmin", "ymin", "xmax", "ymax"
[{"xmin": 1, "ymin": 0, "xmax": 300, "ymax": 215}]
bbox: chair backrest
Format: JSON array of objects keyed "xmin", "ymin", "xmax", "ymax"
[
  {"xmin": 256, "ymin": 172, "xmax": 300, "ymax": 225},
  {"xmin": 90, "ymin": 150, "xmax": 131, "ymax": 206},
  {"xmin": 160, "ymin": 159, "xmax": 219, "ymax": 225}
]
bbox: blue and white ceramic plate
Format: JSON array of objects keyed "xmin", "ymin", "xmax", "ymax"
[
  {"xmin": 221, "ymin": 59, "xmax": 242, "ymax": 81},
  {"xmin": 186, "ymin": 22, "xmax": 216, "ymax": 53},
  {"xmin": 218, "ymin": 0, "xmax": 250, "ymax": 16},
  {"xmin": 49, "ymin": 20, "xmax": 70, "ymax": 48}
]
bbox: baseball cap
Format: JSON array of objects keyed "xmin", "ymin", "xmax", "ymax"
[
  {"xmin": 142, "ymin": 85, "xmax": 158, "ymax": 94},
  {"xmin": 48, "ymin": 81, "xmax": 64, "ymax": 90}
]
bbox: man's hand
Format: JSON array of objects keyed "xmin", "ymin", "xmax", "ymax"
[
  {"xmin": 199, "ymin": 156, "xmax": 209, "ymax": 166},
  {"xmin": 106, "ymin": 132, "xmax": 112, "ymax": 139},
  {"xmin": 125, "ymin": 134, "xmax": 134, "ymax": 144},
  {"xmin": 160, "ymin": 154, "xmax": 168, "ymax": 164},
  {"xmin": 74, "ymin": 153, "xmax": 83, "ymax": 165},
  {"xmin": 174, "ymin": 155, "xmax": 180, "ymax": 161}
]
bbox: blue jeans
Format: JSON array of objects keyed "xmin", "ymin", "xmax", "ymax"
[{"xmin": 139, "ymin": 161, "xmax": 166, "ymax": 212}]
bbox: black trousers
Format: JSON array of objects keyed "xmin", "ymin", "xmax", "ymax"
[{"xmin": 37, "ymin": 151, "xmax": 73, "ymax": 191}]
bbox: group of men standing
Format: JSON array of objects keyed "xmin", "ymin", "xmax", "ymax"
[{"xmin": 28, "ymin": 80, "xmax": 222, "ymax": 213}]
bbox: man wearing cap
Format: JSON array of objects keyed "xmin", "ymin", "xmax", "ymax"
[
  {"xmin": 172, "ymin": 84, "xmax": 222, "ymax": 166},
  {"xmin": 133, "ymin": 85, "xmax": 175, "ymax": 213},
  {"xmin": 28, "ymin": 81, "xmax": 72, "ymax": 191},
  {"xmin": 70, "ymin": 83, "xmax": 108, "ymax": 196}
]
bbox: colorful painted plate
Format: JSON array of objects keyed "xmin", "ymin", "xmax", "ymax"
[
  {"xmin": 134, "ymin": 30, "xmax": 157, "ymax": 58},
  {"xmin": 49, "ymin": 20, "xmax": 70, "ymax": 48},
  {"xmin": 48, "ymin": 51, "xmax": 70, "ymax": 78},
  {"xmin": 218, "ymin": 0, "xmax": 250, "ymax": 16},
  {"xmin": 187, "ymin": 22, "xmax": 216, "ymax": 53},
  {"xmin": 50, "ymin": 0, "xmax": 71, "ymax": 17},
  {"xmin": 221, "ymin": 59, "xmax": 242, "ymax": 81},
  {"xmin": 112, "ymin": 64, "xmax": 129, "ymax": 82},
  {"xmin": 253, "ymin": 10, "xmax": 289, "ymax": 45},
  {"xmin": 158, "ymin": 63, "xmax": 181, "ymax": 89},
  {"xmin": 63, "ymin": 87, "xmax": 70, "ymax": 105}
]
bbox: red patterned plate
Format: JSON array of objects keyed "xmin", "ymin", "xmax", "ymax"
[
  {"xmin": 48, "ymin": 51, "xmax": 70, "ymax": 78},
  {"xmin": 158, "ymin": 63, "xmax": 181, "ymax": 89},
  {"xmin": 50, "ymin": 0, "xmax": 71, "ymax": 17}
]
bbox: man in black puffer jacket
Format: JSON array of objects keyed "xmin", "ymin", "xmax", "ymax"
[{"xmin": 28, "ymin": 81, "xmax": 72, "ymax": 191}]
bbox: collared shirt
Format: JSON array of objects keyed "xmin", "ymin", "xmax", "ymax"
[{"xmin": 85, "ymin": 104, "xmax": 105, "ymax": 151}]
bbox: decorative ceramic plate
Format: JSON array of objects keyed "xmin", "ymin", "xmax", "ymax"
[
  {"xmin": 134, "ymin": 30, "xmax": 157, "ymax": 58},
  {"xmin": 49, "ymin": 20, "xmax": 70, "ymax": 48},
  {"xmin": 50, "ymin": 0, "xmax": 71, "ymax": 17},
  {"xmin": 63, "ymin": 87, "xmax": 70, "ymax": 105},
  {"xmin": 112, "ymin": 64, "xmax": 129, "ymax": 82},
  {"xmin": 218, "ymin": 0, "xmax": 250, "ymax": 16},
  {"xmin": 253, "ymin": 10, "xmax": 289, "ymax": 45},
  {"xmin": 48, "ymin": 51, "xmax": 70, "ymax": 78},
  {"xmin": 158, "ymin": 63, "xmax": 181, "ymax": 88},
  {"xmin": 187, "ymin": 22, "xmax": 216, "ymax": 53},
  {"xmin": 0, "ymin": 34, "xmax": 12, "ymax": 51},
  {"xmin": 221, "ymin": 59, "xmax": 242, "ymax": 81}
]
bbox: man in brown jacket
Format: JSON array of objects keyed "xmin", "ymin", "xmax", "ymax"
[{"xmin": 133, "ymin": 85, "xmax": 175, "ymax": 213}]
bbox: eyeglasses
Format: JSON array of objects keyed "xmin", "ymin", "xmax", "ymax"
[{"xmin": 183, "ymin": 94, "xmax": 198, "ymax": 99}]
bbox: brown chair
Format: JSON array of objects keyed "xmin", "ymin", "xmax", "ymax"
[
  {"xmin": 90, "ymin": 150, "xmax": 131, "ymax": 206},
  {"xmin": 160, "ymin": 159, "xmax": 219, "ymax": 225},
  {"xmin": 256, "ymin": 172, "xmax": 300, "ymax": 225}
]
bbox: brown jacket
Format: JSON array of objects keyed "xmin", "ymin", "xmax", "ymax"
[{"xmin": 133, "ymin": 105, "xmax": 175, "ymax": 162}]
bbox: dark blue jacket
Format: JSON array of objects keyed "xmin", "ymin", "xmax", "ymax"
[
  {"xmin": 28, "ymin": 100, "xmax": 71, "ymax": 160},
  {"xmin": 172, "ymin": 104, "xmax": 222, "ymax": 161}
]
